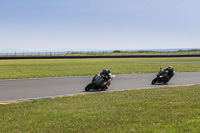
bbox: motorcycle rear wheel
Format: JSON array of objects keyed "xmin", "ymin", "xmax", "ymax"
[{"xmin": 101, "ymin": 87, "xmax": 108, "ymax": 91}]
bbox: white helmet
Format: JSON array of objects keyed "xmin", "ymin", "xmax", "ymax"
[{"xmin": 168, "ymin": 66, "xmax": 173, "ymax": 69}]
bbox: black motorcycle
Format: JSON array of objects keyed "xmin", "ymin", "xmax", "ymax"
[
  {"xmin": 151, "ymin": 68, "xmax": 170, "ymax": 84},
  {"xmin": 85, "ymin": 74, "xmax": 115, "ymax": 91}
]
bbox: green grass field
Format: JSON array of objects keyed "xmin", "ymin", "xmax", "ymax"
[
  {"xmin": 1, "ymin": 85, "xmax": 200, "ymax": 132},
  {"xmin": 1, "ymin": 57, "xmax": 200, "ymax": 132},
  {"xmin": 0, "ymin": 57, "xmax": 200, "ymax": 79}
]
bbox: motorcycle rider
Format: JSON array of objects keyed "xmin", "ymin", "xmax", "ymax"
[
  {"xmin": 100, "ymin": 69, "xmax": 112, "ymax": 88},
  {"xmin": 165, "ymin": 66, "xmax": 175, "ymax": 81}
]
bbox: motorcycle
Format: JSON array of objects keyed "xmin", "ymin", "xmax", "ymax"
[
  {"xmin": 151, "ymin": 68, "xmax": 170, "ymax": 84},
  {"xmin": 85, "ymin": 74, "xmax": 115, "ymax": 91}
]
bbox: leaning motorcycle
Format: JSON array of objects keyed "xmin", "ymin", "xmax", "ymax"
[
  {"xmin": 151, "ymin": 68, "xmax": 170, "ymax": 84},
  {"xmin": 85, "ymin": 74, "xmax": 115, "ymax": 91}
]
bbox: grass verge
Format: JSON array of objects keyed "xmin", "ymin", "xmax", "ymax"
[
  {"xmin": 0, "ymin": 57, "xmax": 200, "ymax": 79},
  {"xmin": 0, "ymin": 85, "xmax": 200, "ymax": 132}
]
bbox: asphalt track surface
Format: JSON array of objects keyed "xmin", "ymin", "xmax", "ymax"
[{"xmin": 0, "ymin": 72, "xmax": 200, "ymax": 102}]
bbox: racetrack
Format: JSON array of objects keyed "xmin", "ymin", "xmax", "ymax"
[{"xmin": 0, "ymin": 72, "xmax": 200, "ymax": 102}]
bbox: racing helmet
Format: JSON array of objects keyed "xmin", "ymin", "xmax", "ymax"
[
  {"xmin": 101, "ymin": 69, "xmax": 109, "ymax": 75},
  {"xmin": 168, "ymin": 66, "xmax": 173, "ymax": 69}
]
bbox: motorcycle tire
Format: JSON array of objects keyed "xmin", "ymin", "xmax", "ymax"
[
  {"xmin": 101, "ymin": 87, "xmax": 108, "ymax": 91},
  {"xmin": 163, "ymin": 79, "xmax": 168, "ymax": 84},
  {"xmin": 151, "ymin": 78, "xmax": 158, "ymax": 84},
  {"xmin": 85, "ymin": 83, "xmax": 95, "ymax": 91}
]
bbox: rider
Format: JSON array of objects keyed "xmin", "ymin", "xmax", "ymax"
[
  {"xmin": 165, "ymin": 66, "xmax": 174, "ymax": 81},
  {"xmin": 100, "ymin": 69, "xmax": 112, "ymax": 88}
]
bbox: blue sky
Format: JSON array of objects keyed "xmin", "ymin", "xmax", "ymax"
[{"xmin": 0, "ymin": 0, "xmax": 200, "ymax": 52}]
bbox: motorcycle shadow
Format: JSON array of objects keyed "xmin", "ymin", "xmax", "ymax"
[
  {"xmin": 151, "ymin": 83, "xmax": 168, "ymax": 85},
  {"xmin": 84, "ymin": 89, "xmax": 107, "ymax": 92}
]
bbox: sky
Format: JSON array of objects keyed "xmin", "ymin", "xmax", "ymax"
[{"xmin": 0, "ymin": 0, "xmax": 200, "ymax": 52}]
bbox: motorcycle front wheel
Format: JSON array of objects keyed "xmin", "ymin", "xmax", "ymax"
[
  {"xmin": 151, "ymin": 77, "xmax": 158, "ymax": 84},
  {"xmin": 85, "ymin": 83, "xmax": 95, "ymax": 91}
]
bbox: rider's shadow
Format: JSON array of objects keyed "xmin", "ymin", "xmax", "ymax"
[
  {"xmin": 84, "ymin": 89, "xmax": 106, "ymax": 92},
  {"xmin": 151, "ymin": 83, "xmax": 169, "ymax": 85}
]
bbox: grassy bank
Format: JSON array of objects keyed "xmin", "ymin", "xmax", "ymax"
[
  {"xmin": 1, "ymin": 85, "xmax": 200, "ymax": 132},
  {"xmin": 68, "ymin": 49, "xmax": 200, "ymax": 56},
  {"xmin": 1, "ymin": 49, "xmax": 200, "ymax": 56},
  {"xmin": 0, "ymin": 57, "xmax": 200, "ymax": 79}
]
